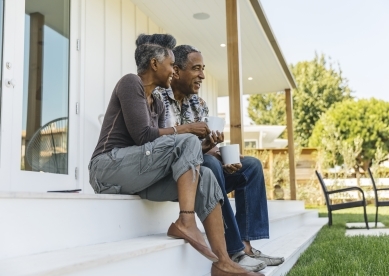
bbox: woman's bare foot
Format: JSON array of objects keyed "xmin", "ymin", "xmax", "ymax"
[
  {"xmin": 167, "ymin": 214, "xmax": 218, "ymax": 262},
  {"xmin": 174, "ymin": 214, "xmax": 208, "ymax": 247}
]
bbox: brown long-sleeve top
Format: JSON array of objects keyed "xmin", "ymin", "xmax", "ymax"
[{"xmin": 91, "ymin": 74, "xmax": 165, "ymax": 160}]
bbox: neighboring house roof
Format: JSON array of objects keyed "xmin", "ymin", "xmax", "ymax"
[
  {"xmin": 223, "ymin": 125, "xmax": 288, "ymax": 148},
  {"xmin": 131, "ymin": 0, "xmax": 297, "ymax": 96}
]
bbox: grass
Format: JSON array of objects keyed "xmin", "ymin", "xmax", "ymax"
[{"xmin": 287, "ymin": 206, "xmax": 389, "ymax": 276}]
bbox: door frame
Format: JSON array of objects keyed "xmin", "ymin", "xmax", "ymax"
[
  {"xmin": 0, "ymin": 0, "xmax": 18, "ymax": 191},
  {"xmin": 5, "ymin": 0, "xmax": 80, "ymax": 192}
]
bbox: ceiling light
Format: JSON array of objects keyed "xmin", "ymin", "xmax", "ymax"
[
  {"xmin": 248, "ymin": 77, "xmax": 253, "ymax": 80},
  {"xmin": 220, "ymin": 43, "xmax": 226, "ymax": 47},
  {"xmin": 193, "ymin": 12, "xmax": 210, "ymax": 20}
]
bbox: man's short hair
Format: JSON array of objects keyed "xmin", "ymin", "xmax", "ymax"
[
  {"xmin": 173, "ymin": 45, "xmax": 201, "ymax": 70},
  {"xmin": 135, "ymin": 33, "xmax": 176, "ymax": 74}
]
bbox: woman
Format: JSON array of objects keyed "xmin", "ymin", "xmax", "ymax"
[{"xmin": 88, "ymin": 34, "xmax": 260, "ymax": 276}]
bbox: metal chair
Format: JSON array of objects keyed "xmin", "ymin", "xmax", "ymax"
[
  {"xmin": 367, "ymin": 168, "xmax": 389, "ymax": 227},
  {"xmin": 315, "ymin": 170, "xmax": 369, "ymax": 229},
  {"xmin": 25, "ymin": 117, "xmax": 68, "ymax": 174}
]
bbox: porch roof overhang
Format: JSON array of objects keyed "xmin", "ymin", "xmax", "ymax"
[{"xmin": 131, "ymin": 0, "xmax": 297, "ymax": 96}]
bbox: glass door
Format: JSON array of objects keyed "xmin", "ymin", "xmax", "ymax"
[{"xmin": 9, "ymin": 0, "xmax": 79, "ymax": 192}]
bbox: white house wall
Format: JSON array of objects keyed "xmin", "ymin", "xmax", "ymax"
[{"xmin": 82, "ymin": 0, "xmax": 218, "ymax": 193}]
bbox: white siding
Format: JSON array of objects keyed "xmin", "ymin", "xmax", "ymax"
[
  {"xmin": 82, "ymin": 0, "xmax": 219, "ymax": 193},
  {"xmin": 199, "ymin": 71, "xmax": 218, "ymax": 117},
  {"xmin": 121, "ymin": 1, "xmax": 136, "ymax": 74},
  {"xmin": 135, "ymin": 6, "xmax": 148, "ymax": 36},
  {"xmin": 105, "ymin": 0, "xmax": 122, "ymax": 108}
]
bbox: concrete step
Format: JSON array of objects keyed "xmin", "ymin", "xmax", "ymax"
[
  {"xmin": 204, "ymin": 218, "xmax": 328, "ymax": 276},
  {"xmin": 0, "ymin": 192, "xmax": 181, "ymax": 260},
  {"xmin": 0, "ymin": 234, "xmax": 210, "ymax": 276},
  {"xmin": 0, "ymin": 218, "xmax": 327, "ymax": 276},
  {"xmin": 254, "ymin": 218, "xmax": 327, "ymax": 276},
  {"xmin": 0, "ymin": 193, "xmax": 310, "ymax": 260},
  {"xmin": 266, "ymin": 200, "xmax": 306, "ymax": 216}
]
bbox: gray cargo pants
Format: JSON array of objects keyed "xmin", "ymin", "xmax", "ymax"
[{"xmin": 88, "ymin": 133, "xmax": 223, "ymax": 222}]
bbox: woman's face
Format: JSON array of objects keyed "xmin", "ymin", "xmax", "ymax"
[{"xmin": 156, "ymin": 50, "xmax": 175, "ymax": 89}]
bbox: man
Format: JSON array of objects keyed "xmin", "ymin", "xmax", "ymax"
[{"xmin": 153, "ymin": 45, "xmax": 285, "ymax": 272}]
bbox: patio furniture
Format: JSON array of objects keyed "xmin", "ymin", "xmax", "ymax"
[
  {"xmin": 315, "ymin": 170, "xmax": 369, "ymax": 229},
  {"xmin": 25, "ymin": 117, "xmax": 68, "ymax": 174},
  {"xmin": 367, "ymin": 168, "xmax": 389, "ymax": 227}
]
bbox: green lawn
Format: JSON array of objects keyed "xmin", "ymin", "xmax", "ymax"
[{"xmin": 287, "ymin": 206, "xmax": 389, "ymax": 276}]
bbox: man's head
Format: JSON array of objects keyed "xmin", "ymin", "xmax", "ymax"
[{"xmin": 171, "ymin": 45, "xmax": 205, "ymax": 96}]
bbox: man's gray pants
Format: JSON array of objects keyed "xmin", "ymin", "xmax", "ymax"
[{"xmin": 89, "ymin": 133, "xmax": 223, "ymax": 222}]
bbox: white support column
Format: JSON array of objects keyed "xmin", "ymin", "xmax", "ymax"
[{"xmin": 285, "ymin": 88, "xmax": 296, "ymax": 200}]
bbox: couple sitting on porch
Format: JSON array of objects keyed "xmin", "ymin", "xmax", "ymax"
[{"xmin": 89, "ymin": 33, "xmax": 283, "ymax": 276}]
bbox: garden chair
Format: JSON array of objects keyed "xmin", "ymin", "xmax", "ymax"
[
  {"xmin": 315, "ymin": 170, "xmax": 369, "ymax": 229},
  {"xmin": 367, "ymin": 168, "xmax": 389, "ymax": 227}
]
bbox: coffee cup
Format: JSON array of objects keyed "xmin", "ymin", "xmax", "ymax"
[
  {"xmin": 219, "ymin": 144, "xmax": 240, "ymax": 164},
  {"xmin": 201, "ymin": 116, "xmax": 225, "ymax": 133}
]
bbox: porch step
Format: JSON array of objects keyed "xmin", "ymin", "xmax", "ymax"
[
  {"xmin": 0, "ymin": 193, "xmax": 312, "ymax": 260},
  {"xmin": 204, "ymin": 218, "xmax": 328, "ymax": 276},
  {"xmin": 0, "ymin": 234, "xmax": 210, "ymax": 276},
  {"xmin": 254, "ymin": 218, "xmax": 327, "ymax": 276},
  {"xmin": 0, "ymin": 218, "xmax": 327, "ymax": 276},
  {"xmin": 0, "ymin": 192, "xmax": 181, "ymax": 260}
]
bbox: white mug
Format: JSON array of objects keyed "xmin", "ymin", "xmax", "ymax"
[
  {"xmin": 219, "ymin": 144, "xmax": 240, "ymax": 164},
  {"xmin": 201, "ymin": 116, "xmax": 225, "ymax": 133}
]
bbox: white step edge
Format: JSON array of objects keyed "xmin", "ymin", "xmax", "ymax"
[
  {"xmin": 0, "ymin": 234, "xmax": 189, "ymax": 276},
  {"xmin": 1, "ymin": 218, "xmax": 327, "ymax": 276},
  {"xmin": 0, "ymin": 193, "xmax": 306, "ymax": 210},
  {"xmin": 0, "ymin": 191, "xmax": 139, "ymax": 200},
  {"xmin": 0, "ymin": 192, "xmax": 312, "ymax": 260}
]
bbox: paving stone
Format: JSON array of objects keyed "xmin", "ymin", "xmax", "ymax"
[
  {"xmin": 346, "ymin": 222, "xmax": 385, "ymax": 229},
  {"xmin": 345, "ymin": 228, "xmax": 389, "ymax": 237}
]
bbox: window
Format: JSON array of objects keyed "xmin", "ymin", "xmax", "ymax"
[{"xmin": 20, "ymin": 0, "xmax": 70, "ymax": 174}]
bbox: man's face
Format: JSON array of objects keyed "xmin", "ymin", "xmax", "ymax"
[{"xmin": 175, "ymin": 52, "xmax": 205, "ymax": 95}]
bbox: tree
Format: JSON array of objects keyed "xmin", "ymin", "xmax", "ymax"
[
  {"xmin": 247, "ymin": 92, "xmax": 286, "ymax": 125},
  {"xmin": 309, "ymin": 98, "xmax": 389, "ymax": 169},
  {"xmin": 247, "ymin": 53, "xmax": 352, "ymax": 146}
]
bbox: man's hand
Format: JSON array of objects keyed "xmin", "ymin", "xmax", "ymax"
[
  {"xmin": 223, "ymin": 163, "xmax": 242, "ymax": 174},
  {"xmin": 205, "ymin": 146, "xmax": 243, "ymax": 174},
  {"xmin": 205, "ymin": 146, "xmax": 223, "ymax": 161},
  {"xmin": 178, "ymin": 122, "xmax": 210, "ymax": 139},
  {"xmin": 202, "ymin": 131, "xmax": 224, "ymax": 153}
]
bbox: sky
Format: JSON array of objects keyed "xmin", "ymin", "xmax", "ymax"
[
  {"xmin": 260, "ymin": 0, "xmax": 389, "ymax": 101},
  {"xmin": 219, "ymin": 0, "xmax": 389, "ymax": 124}
]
